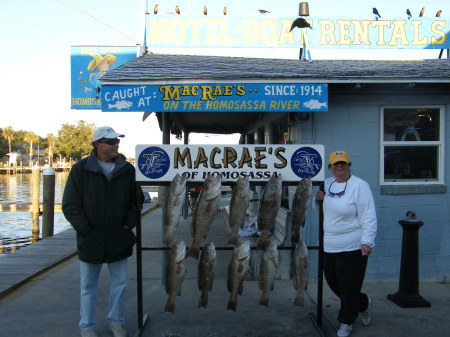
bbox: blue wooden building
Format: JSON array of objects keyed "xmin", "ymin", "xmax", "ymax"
[{"xmin": 101, "ymin": 54, "xmax": 450, "ymax": 282}]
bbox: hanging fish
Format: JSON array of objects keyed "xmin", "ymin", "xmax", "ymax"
[
  {"xmin": 256, "ymin": 173, "xmax": 282, "ymax": 250},
  {"xmin": 293, "ymin": 240, "xmax": 309, "ymax": 307},
  {"xmin": 164, "ymin": 240, "xmax": 187, "ymax": 313},
  {"xmin": 291, "ymin": 178, "xmax": 312, "ymax": 244},
  {"xmin": 186, "ymin": 174, "xmax": 222, "ymax": 259}
]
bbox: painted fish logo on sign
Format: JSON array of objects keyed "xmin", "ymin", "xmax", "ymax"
[
  {"xmin": 290, "ymin": 147, "xmax": 322, "ymax": 178},
  {"xmin": 138, "ymin": 146, "xmax": 170, "ymax": 179}
]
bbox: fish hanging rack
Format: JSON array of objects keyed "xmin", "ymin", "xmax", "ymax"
[{"xmin": 133, "ymin": 180, "xmax": 325, "ymax": 337}]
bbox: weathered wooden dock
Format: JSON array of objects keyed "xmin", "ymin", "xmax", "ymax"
[
  {"xmin": 0, "ymin": 228, "xmax": 77, "ymax": 299},
  {"xmin": 0, "ymin": 202, "xmax": 158, "ymax": 299}
]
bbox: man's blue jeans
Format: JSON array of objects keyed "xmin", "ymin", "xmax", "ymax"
[{"xmin": 79, "ymin": 258, "xmax": 128, "ymax": 329}]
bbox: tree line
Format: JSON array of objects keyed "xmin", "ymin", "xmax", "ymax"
[{"xmin": 0, "ymin": 120, "xmax": 96, "ymax": 165}]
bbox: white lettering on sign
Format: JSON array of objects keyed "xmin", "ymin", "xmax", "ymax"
[{"xmin": 103, "ymin": 86, "xmax": 148, "ymax": 102}]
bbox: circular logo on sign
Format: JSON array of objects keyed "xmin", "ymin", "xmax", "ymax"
[
  {"xmin": 290, "ymin": 146, "xmax": 322, "ymax": 179},
  {"xmin": 137, "ymin": 146, "xmax": 170, "ymax": 179}
]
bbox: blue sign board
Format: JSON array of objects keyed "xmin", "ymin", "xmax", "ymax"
[
  {"xmin": 70, "ymin": 46, "xmax": 138, "ymax": 110},
  {"xmin": 101, "ymin": 83, "xmax": 328, "ymax": 112}
]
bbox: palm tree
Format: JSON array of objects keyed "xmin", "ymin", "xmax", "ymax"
[
  {"xmin": 2, "ymin": 126, "xmax": 14, "ymax": 154},
  {"xmin": 24, "ymin": 131, "xmax": 38, "ymax": 167},
  {"xmin": 46, "ymin": 133, "xmax": 57, "ymax": 165}
]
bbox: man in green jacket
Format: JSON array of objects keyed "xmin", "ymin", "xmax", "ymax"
[{"xmin": 63, "ymin": 126, "xmax": 141, "ymax": 337}]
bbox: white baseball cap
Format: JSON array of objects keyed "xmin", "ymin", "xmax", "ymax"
[{"xmin": 92, "ymin": 126, "xmax": 125, "ymax": 142}]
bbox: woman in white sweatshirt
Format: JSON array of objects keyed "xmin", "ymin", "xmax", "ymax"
[{"xmin": 315, "ymin": 151, "xmax": 377, "ymax": 337}]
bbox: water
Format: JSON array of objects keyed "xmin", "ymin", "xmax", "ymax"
[{"xmin": 0, "ymin": 171, "xmax": 71, "ymax": 255}]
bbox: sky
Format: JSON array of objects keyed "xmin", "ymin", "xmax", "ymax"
[{"xmin": 1, "ymin": 0, "xmax": 449, "ymax": 158}]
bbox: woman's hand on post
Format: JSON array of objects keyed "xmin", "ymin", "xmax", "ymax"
[{"xmin": 315, "ymin": 190, "xmax": 325, "ymax": 202}]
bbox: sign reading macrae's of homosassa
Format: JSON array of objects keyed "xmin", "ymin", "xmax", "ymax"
[
  {"xmin": 101, "ymin": 83, "xmax": 328, "ymax": 112},
  {"xmin": 135, "ymin": 144, "xmax": 324, "ymax": 182}
]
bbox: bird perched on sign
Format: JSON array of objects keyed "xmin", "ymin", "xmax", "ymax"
[
  {"xmin": 258, "ymin": 9, "xmax": 270, "ymax": 14},
  {"xmin": 436, "ymin": 10, "xmax": 442, "ymax": 17},
  {"xmin": 203, "ymin": 5, "xmax": 207, "ymax": 15},
  {"xmin": 372, "ymin": 8, "xmax": 381, "ymax": 18},
  {"xmin": 406, "ymin": 9, "xmax": 412, "ymax": 17},
  {"xmin": 175, "ymin": 5, "xmax": 180, "ymax": 15},
  {"xmin": 419, "ymin": 7, "xmax": 425, "ymax": 17},
  {"xmin": 290, "ymin": 18, "xmax": 312, "ymax": 32},
  {"xmin": 223, "ymin": 6, "xmax": 227, "ymax": 15}
]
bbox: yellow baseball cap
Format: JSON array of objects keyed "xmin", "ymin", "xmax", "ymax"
[{"xmin": 329, "ymin": 151, "xmax": 350, "ymax": 165}]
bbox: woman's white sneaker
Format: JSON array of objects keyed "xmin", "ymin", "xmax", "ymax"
[{"xmin": 361, "ymin": 297, "xmax": 373, "ymax": 326}]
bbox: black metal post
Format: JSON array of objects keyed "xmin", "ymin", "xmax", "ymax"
[
  {"xmin": 135, "ymin": 184, "xmax": 149, "ymax": 337},
  {"xmin": 387, "ymin": 211, "xmax": 431, "ymax": 308}
]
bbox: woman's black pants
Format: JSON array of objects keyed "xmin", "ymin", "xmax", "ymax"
[{"xmin": 323, "ymin": 249, "xmax": 369, "ymax": 325}]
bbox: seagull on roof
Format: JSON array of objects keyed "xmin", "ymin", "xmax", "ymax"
[
  {"xmin": 223, "ymin": 6, "xmax": 227, "ymax": 15},
  {"xmin": 258, "ymin": 9, "xmax": 270, "ymax": 14},
  {"xmin": 289, "ymin": 18, "xmax": 312, "ymax": 32},
  {"xmin": 419, "ymin": 7, "xmax": 425, "ymax": 17},
  {"xmin": 372, "ymin": 8, "xmax": 381, "ymax": 18},
  {"xmin": 175, "ymin": 5, "xmax": 180, "ymax": 15},
  {"xmin": 406, "ymin": 9, "xmax": 412, "ymax": 17},
  {"xmin": 203, "ymin": 5, "xmax": 207, "ymax": 15},
  {"xmin": 436, "ymin": 10, "xmax": 442, "ymax": 17}
]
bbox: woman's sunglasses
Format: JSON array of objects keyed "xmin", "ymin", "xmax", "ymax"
[{"xmin": 328, "ymin": 179, "xmax": 347, "ymax": 198}]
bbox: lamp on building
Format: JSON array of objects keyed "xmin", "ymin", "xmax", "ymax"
[
  {"xmin": 299, "ymin": 2, "xmax": 309, "ymax": 16},
  {"xmin": 297, "ymin": 2, "xmax": 311, "ymax": 61}
]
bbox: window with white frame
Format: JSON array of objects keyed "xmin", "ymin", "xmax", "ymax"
[{"xmin": 381, "ymin": 106, "xmax": 444, "ymax": 184}]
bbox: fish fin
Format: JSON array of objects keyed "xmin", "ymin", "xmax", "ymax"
[
  {"xmin": 293, "ymin": 292, "xmax": 304, "ymax": 307},
  {"xmin": 227, "ymin": 297, "xmax": 237, "ymax": 311},
  {"xmin": 238, "ymin": 283, "xmax": 244, "ymax": 295},
  {"xmin": 198, "ymin": 291, "xmax": 208, "ymax": 308},
  {"xmin": 227, "ymin": 266, "xmax": 232, "ymax": 291},
  {"xmin": 259, "ymin": 293, "xmax": 269, "ymax": 307},
  {"xmin": 186, "ymin": 245, "xmax": 200, "ymax": 260},
  {"xmin": 164, "ymin": 294, "xmax": 176, "ymax": 313}
]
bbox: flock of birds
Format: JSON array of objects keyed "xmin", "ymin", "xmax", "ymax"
[
  {"xmin": 151, "ymin": 5, "xmax": 443, "ymax": 19},
  {"xmin": 372, "ymin": 7, "xmax": 443, "ymax": 18}
]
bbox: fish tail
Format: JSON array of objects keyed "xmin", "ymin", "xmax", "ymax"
[
  {"xmin": 294, "ymin": 292, "xmax": 304, "ymax": 307},
  {"xmin": 256, "ymin": 237, "xmax": 268, "ymax": 250},
  {"xmin": 163, "ymin": 231, "xmax": 172, "ymax": 246},
  {"xmin": 186, "ymin": 244, "xmax": 200, "ymax": 260},
  {"xmin": 291, "ymin": 231, "xmax": 299, "ymax": 244},
  {"xmin": 228, "ymin": 232, "xmax": 239, "ymax": 245},
  {"xmin": 164, "ymin": 294, "xmax": 176, "ymax": 313},
  {"xmin": 227, "ymin": 296, "xmax": 237, "ymax": 312},
  {"xmin": 259, "ymin": 292, "xmax": 269, "ymax": 307},
  {"xmin": 198, "ymin": 291, "xmax": 208, "ymax": 308}
]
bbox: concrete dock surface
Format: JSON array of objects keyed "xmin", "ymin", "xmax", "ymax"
[{"xmin": 1, "ymin": 205, "xmax": 449, "ymax": 337}]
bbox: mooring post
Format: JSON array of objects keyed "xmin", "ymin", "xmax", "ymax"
[
  {"xmin": 387, "ymin": 211, "xmax": 431, "ymax": 308},
  {"xmin": 42, "ymin": 167, "xmax": 55, "ymax": 238},
  {"xmin": 31, "ymin": 164, "xmax": 40, "ymax": 240}
]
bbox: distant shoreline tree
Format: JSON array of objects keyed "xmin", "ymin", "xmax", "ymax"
[
  {"xmin": 55, "ymin": 120, "xmax": 96, "ymax": 161},
  {"xmin": 2, "ymin": 126, "xmax": 14, "ymax": 155}
]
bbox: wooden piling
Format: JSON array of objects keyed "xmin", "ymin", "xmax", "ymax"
[
  {"xmin": 42, "ymin": 167, "xmax": 55, "ymax": 238},
  {"xmin": 31, "ymin": 165, "xmax": 40, "ymax": 238}
]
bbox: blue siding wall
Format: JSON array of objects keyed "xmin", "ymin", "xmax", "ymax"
[{"xmin": 295, "ymin": 92, "xmax": 450, "ymax": 282}]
